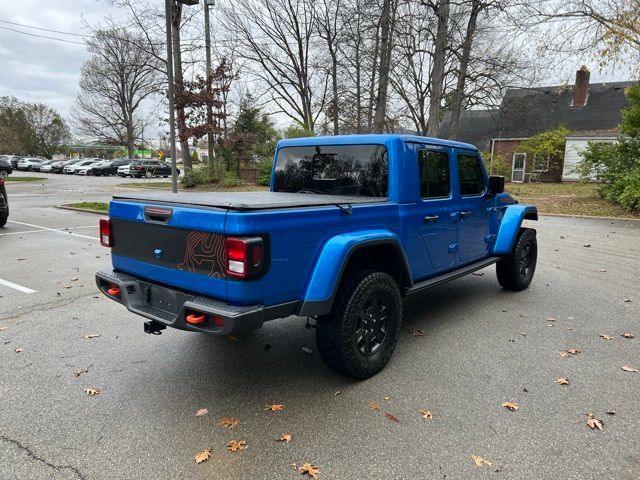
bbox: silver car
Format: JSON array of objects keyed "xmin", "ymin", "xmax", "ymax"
[{"xmin": 17, "ymin": 157, "xmax": 44, "ymax": 171}]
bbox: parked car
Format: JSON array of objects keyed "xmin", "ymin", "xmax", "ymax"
[
  {"xmin": 91, "ymin": 158, "xmax": 131, "ymax": 176},
  {"xmin": 51, "ymin": 159, "xmax": 79, "ymax": 174},
  {"xmin": 0, "ymin": 157, "xmax": 12, "ymax": 177},
  {"xmin": 1, "ymin": 155, "xmax": 20, "ymax": 169},
  {"xmin": 0, "ymin": 176, "xmax": 8, "ymax": 228},
  {"xmin": 64, "ymin": 159, "xmax": 99, "ymax": 174},
  {"xmin": 128, "ymin": 160, "xmax": 178, "ymax": 178},
  {"xmin": 96, "ymin": 134, "xmax": 538, "ymax": 379},
  {"xmin": 76, "ymin": 160, "xmax": 108, "ymax": 176},
  {"xmin": 17, "ymin": 157, "xmax": 44, "ymax": 171},
  {"xmin": 117, "ymin": 163, "xmax": 132, "ymax": 177},
  {"xmin": 31, "ymin": 160, "xmax": 54, "ymax": 172}
]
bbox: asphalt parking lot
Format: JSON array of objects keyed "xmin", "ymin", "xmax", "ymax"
[{"xmin": 1, "ymin": 173, "xmax": 639, "ymax": 480}]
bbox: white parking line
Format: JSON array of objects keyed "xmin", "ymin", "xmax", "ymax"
[
  {"xmin": 0, "ymin": 278, "xmax": 36, "ymax": 294},
  {"xmin": 0, "ymin": 226, "xmax": 97, "ymax": 236},
  {"xmin": 7, "ymin": 220, "xmax": 98, "ymax": 240}
]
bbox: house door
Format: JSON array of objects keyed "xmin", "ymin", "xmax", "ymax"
[{"xmin": 511, "ymin": 153, "xmax": 526, "ymax": 182}]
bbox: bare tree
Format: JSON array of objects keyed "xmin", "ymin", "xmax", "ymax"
[
  {"xmin": 219, "ymin": 0, "xmax": 326, "ymax": 130},
  {"xmin": 426, "ymin": 0, "xmax": 450, "ymax": 137},
  {"xmin": 315, "ymin": 0, "xmax": 342, "ymax": 135},
  {"xmin": 372, "ymin": 0, "xmax": 398, "ymax": 132},
  {"xmin": 74, "ymin": 29, "xmax": 160, "ymax": 158}
]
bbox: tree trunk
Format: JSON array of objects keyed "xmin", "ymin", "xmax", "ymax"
[
  {"xmin": 448, "ymin": 0, "xmax": 481, "ymax": 139},
  {"xmin": 331, "ymin": 49, "xmax": 339, "ymax": 135},
  {"xmin": 373, "ymin": 0, "xmax": 393, "ymax": 133},
  {"xmin": 426, "ymin": 0, "xmax": 450, "ymax": 137},
  {"xmin": 171, "ymin": 2, "xmax": 192, "ymax": 171}
]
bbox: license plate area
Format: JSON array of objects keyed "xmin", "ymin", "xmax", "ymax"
[{"xmin": 140, "ymin": 282, "xmax": 179, "ymax": 314}]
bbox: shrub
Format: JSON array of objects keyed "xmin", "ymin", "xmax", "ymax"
[
  {"xmin": 482, "ymin": 152, "xmax": 511, "ymax": 178},
  {"xmin": 256, "ymin": 157, "xmax": 273, "ymax": 186},
  {"xmin": 578, "ymin": 138, "xmax": 640, "ymax": 211},
  {"xmin": 222, "ymin": 170, "xmax": 243, "ymax": 188}
]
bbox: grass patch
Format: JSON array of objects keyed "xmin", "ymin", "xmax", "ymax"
[
  {"xmin": 64, "ymin": 202, "xmax": 108, "ymax": 212},
  {"xmin": 507, "ymin": 182, "xmax": 640, "ymax": 219},
  {"xmin": 119, "ymin": 182, "xmax": 268, "ymax": 192},
  {"xmin": 5, "ymin": 176, "xmax": 46, "ymax": 182}
]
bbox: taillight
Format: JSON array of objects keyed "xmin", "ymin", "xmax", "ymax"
[
  {"xmin": 99, "ymin": 219, "xmax": 112, "ymax": 247},
  {"xmin": 225, "ymin": 237, "xmax": 264, "ymax": 278},
  {"xmin": 135, "ymin": 166, "xmax": 142, "ymax": 170},
  {"xmin": 0, "ymin": 177, "xmax": 4, "ymax": 185}
]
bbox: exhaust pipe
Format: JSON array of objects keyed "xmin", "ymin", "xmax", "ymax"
[{"xmin": 144, "ymin": 321, "xmax": 166, "ymax": 335}]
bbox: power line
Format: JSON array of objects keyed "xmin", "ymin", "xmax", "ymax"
[
  {"xmin": 0, "ymin": 18, "xmax": 87, "ymax": 37},
  {"xmin": 0, "ymin": 25, "xmax": 85, "ymax": 45}
]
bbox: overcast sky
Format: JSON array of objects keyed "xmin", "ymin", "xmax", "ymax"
[{"xmin": 0, "ymin": 0, "xmax": 634, "ymax": 140}]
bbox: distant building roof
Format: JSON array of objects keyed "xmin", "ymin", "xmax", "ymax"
[{"xmin": 438, "ymin": 69, "xmax": 635, "ymax": 148}]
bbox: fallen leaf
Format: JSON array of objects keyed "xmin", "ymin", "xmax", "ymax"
[
  {"xmin": 218, "ymin": 416, "xmax": 239, "ymax": 428},
  {"xmin": 623, "ymin": 298, "xmax": 631, "ymax": 303},
  {"xmin": 17, "ymin": 258, "xmax": 26, "ymax": 261},
  {"xmin": 519, "ymin": 332, "xmax": 527, "ymax": 337},
  {"xmin": 606, "ymin": 411, "xmax": 616, "ymax": 415},
  {"xmin": 622, "ymin": 365, "xmax": 638, "ymax": 373},
  {"xmin": 559, "ymin": 348, "xmax": 581, "ymax": 357},
  {"xmin": 519, "ymin": 313, "xmax": 527, "ymax": 318},
  {"xmin": 74, "ymin": 368, "xmax": 89, "ymax": 377},
  {"xmin": 586, "ymin": 413, "xmax": 603, "ymax": 431},
  {"xmin": 195, "ymin": 408, "xmax": 208, "ymax": 417},
  {"xmin": 14, "ymin": 347, "xmax": 23, "ymax": 353},
  {"xmin": 472, "ymin": 455, "xmax": 492, "ymax": 467},
  {"xmin": 334, "ymin": 390, "xmax": 342, "ymax": 396},
  {"xmin": 622, "ymin": 333, "xmax": 635, "ymax": 339},
  {"xmin": 555, "ymin": 378, "xmax": 570, "ymax": 385},
  {"xmin": 409, "ymin": 329, "xmax": 425, "ymax": 336},
  {"xmin": 384, "ymin": 396, "xmax": 390, "ymax": 400},
  {"xmin": 83, "ymin": 387, "xmax": 99, "ymax": 396},
  {"xmin": 369, "ymin": 402, "xmax": 381, "ymax": 411},
  {"xmin": 596, "ymin": 269, "xmax": 607, "ymax": 272},
  {"xmin": 545, "ymin": 316, "xmax": 557, "ymax": 322},
  {"xmin": 599, "ymin": 334, "xmax": 613, "ymax": 340},
  {"xmin": 84, "ymin": 334, "xmax": 100, "ymax": 340},
  {"xmin": 264, "ymin": 404, "xmax": 284, "ymax": 412},
  {"xmin": 472, "ymin": 272, "xmax": 484, "ymax": 276},
  {"xmin": 194, "ymin": 448, "xmax": 211, "ymax": 464},
  {"xmin": 0, "ymin": 326, "xmax": 7, "ymax": 331},
  {"xmin": 228, "ymin": 336, "xmax": 238, "ymax": 342},
  {"xmin": 502, "ymin": 401, "xmax": 519, "ymax": 411},
  {"xmin": 278, "ymin": 433, "xmax": 292, "ymax": 443},
  {"xmin": 385, "ymin": 413, "xmax": 400, "ymax": 423},
  {"xmin": 227, "ymin": 440, "xmax": 246, "ymax": 452},
  {"xmin": 420, "ymin": 409, "xmax": 433, "ymax": 419},
  {"xmin": 583, "ymin": 244, "xmax": 591, "ymax": 248},
  {"xmin": 299, "ymin": 463, "xmax": 320, "ymax": 479},
  {"xmin": 71, "ymin": 277, "xmax": 79, "ymax": 281},
  {"xmin": 302, "ymin": 347, "xmax": 313, "ymax": 354}
]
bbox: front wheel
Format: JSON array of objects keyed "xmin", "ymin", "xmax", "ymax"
[
  {"xmin": 316, "ymin": 271, "xmax": 402, "ymax": 379},
  {"xmin": 496, "ymin": 228, "xmax": 537, "ymax": 291}
]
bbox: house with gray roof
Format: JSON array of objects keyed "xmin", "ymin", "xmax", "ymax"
[{"xmin": 439, "ymin": 67, "xmax": 634, "ymax": 182}]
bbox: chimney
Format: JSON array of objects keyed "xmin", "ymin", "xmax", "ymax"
[{"xmin": 573, "ymin": 65, "xmax": 590, "ymax": 107}]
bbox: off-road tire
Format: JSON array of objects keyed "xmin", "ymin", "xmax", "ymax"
[
  {"xmin": 316, "ymin": 271, "xmax": 402, "ymax": 379},
  {"xmin": 0, "ymin": 212, "xmax": 7, "ymax": 228},
  {"xmin": 496, "ymin": 227, "xmax": 537, "ymax": 291}
]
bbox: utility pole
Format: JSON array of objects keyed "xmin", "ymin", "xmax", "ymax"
[
  {"xmin": 204, "ymin": 0, "xmax": 215, "ymax": 168},
  {"xmin": 165, "ymin": 0, "xmax": 178, "ymax": 193},
  {"xmin": 165, "ymin": 0, "xmax": 200, "ymax": 193}
]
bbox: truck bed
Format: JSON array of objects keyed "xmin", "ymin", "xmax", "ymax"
[{"xmin": 112, "ymin": 191, "xmax": 388, "ymax": 211}]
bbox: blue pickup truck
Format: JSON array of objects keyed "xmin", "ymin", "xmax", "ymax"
[{"xmin": 96, "ymin": 134, "xmax": 537, "ymax": 378}]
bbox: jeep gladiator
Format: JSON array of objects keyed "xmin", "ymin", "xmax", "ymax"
[{"xmin": 96, "ymin": 134, "xmax": 538, "ymax": 378}]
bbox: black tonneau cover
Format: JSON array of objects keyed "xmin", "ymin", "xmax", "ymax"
[{"xmin": 112, "ymin": 191, "xmax": 388, "ymax": 211}]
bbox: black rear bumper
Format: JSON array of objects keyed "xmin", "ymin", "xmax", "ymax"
[{"xmin": 96, "ymin": 269, "xmax": 298, "ymax": 335}]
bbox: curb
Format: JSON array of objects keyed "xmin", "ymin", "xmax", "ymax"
[
  {"xmin": 539, "ymin": 213, "xmax": 640, "ymax": 222},
  {"xmin": 58, "ymin": 205, "xmax": 107, "ymax": 215}
]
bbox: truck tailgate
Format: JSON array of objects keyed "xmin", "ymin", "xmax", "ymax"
[{"xmin": 109, "ymin": 199, "xmax": 228, "ymax": 300}]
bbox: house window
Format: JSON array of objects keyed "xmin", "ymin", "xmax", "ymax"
[
  {"xmin": 533, "ymin": 155, "xmax": 550, "ymax": 173},
  {"xmin": 418, "ymin": 150, "xmax": 450, "ymax": 198},
  {"xmin": 512, "ymin": 153, "xmax": 526, "ymax": 182}
]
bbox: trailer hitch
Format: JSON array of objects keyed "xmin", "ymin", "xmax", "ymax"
[{"xmin": 143, "ymin": 321, "xmax": 166, "ymax": 335}]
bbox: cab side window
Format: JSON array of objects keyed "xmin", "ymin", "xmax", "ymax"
[
  {"xmin": 418, "ymin": 150, "xmax": 450, "ymax": 198},
  {"xmin": 458, "ymin": 154, "xmax": 485, "ymax": 196}
]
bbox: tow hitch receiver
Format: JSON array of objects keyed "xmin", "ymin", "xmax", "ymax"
[{"xmin": 144, "ymin": 321, "xmax": 166, "ymax": 335}]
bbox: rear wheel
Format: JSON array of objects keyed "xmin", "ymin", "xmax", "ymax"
[
  {"xmin": 496, "ymin": 228, "xmax": 537, "ymax": 291},
  {"xmin": 145, "ymin": 171, "xmax": 153, "ymax": 178},
  {"xmin": 0, "ymin": 171, "xmax": 7, "ymax": 177},
  {"xmin": 316, "ymin": 271, "xmax": 402, "ymax": 379}
]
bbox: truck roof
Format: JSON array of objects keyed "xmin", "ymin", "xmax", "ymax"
[{"xmin": 277, "ymin": 134, "xmax": 478, "ymax": 151}]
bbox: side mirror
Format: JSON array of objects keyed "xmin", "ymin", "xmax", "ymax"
[{"xmin": 487, "ymin": 175, "xmax": 505, "ymax": 196}]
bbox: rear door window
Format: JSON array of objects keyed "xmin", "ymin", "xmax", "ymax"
[
  {"xmin": 418, "ymin": 150, "xmax": 450, "ymax": 198},
  {"xmin": 457, "ymin": 154, "xmax": 485, "ymax": 196}
]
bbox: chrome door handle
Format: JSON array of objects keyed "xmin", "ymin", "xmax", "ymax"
[
  {"xmin": 459, "ymin": 210, "xmax": 472, "ymax": 218},
  {"xmin": 423, "ymin": 215, "xmax": 440, "ymax": 223}
]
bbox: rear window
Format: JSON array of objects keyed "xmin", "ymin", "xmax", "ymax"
[{"xmin": 273, "ymin": 144, "xmax": 388, "ymax": 197}]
